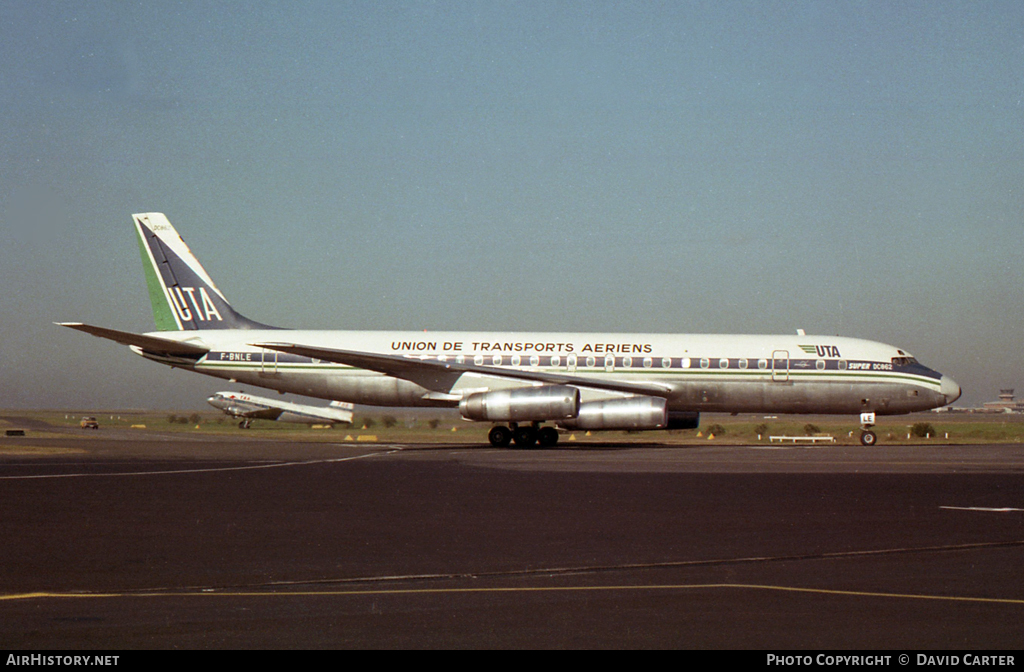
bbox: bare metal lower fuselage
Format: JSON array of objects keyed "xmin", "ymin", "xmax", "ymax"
[{"xmin": 180, "ymin": 365, "xmax": 946, "ymax": 416}]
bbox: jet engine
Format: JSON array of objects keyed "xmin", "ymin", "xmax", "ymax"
[
  {"xmin": 459, "ymin": 385, "xmax": 581, "ymax": 422},
  {"xmin": 558, "ymin": 396, "xmax": 669, "ymax": 430}
]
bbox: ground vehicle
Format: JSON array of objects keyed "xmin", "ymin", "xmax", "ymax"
[{"xmin": 80, "ymin": 416, "xmax": 99, "ymax": 429}]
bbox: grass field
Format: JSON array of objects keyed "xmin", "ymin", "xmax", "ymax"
[{"xmin": 5, "ymin": 409, "xmax": 1024, "ymax": 445}]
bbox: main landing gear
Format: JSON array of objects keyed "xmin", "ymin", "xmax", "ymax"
[{"xmin": 488, "ymin": 423, "xmax": 559, "ymax": 448}]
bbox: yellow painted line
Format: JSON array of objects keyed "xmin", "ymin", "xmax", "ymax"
[
  {"xmin": 0, "ymin": 451, "xmax": 393, "ymax": 480},
  {"xmin": 723, "ymin": 584, "xmax": 1024, "ymax": 605},
  {"xmin": 0, "ymin": 592, "xmax": 120, "ymax": 601},
  {"xmin": 0, "ymin": 446, "xmax": 86, "ymax": 456},
  {"xmin": 4, "ymin": 584, "xmax": 1023, "ymax": 605}
]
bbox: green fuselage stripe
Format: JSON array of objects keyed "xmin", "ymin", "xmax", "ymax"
[{"xmin": 194, "ymin": 361, "xmax": 941, "ymax": 390}]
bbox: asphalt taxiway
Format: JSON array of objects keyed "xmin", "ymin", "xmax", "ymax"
[{"xmin": 1, "ymin": 430, "xmax": 1022, "ymax": 648}]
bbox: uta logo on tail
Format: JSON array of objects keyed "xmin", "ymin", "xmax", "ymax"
[{"xmin": 169, "ymin": 287, "xmax": 224, "ymax": 322}]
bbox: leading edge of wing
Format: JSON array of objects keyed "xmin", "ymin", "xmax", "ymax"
[
  {"xmin": 57, "ymin": 322, "xmax": 210, "ymax": 356},
  {"xmin": 253, "ymin": 341, "xmax": 674, "ymax": 397}
]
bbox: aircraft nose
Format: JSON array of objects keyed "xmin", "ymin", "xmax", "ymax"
[{"xmin": 940, "ymin": 375, "xmax": 962, "ymax": 405}]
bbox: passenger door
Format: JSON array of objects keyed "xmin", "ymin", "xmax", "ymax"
[{"xmin": 772, "ymin": 350, "xmax": 789, "ymax": 382}]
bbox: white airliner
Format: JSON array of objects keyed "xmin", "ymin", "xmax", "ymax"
[
  {"xmin": 60, "ymin": 213, "xmax": 961, "ymax": 447},
  {"xmin": 206, "ymin": 391, "xmax": 353, "ymax": 428}
]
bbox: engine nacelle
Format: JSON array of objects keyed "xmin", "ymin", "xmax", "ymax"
[
  {"xmin": 459, "ymin": 385, "xmax": 580, "ymax": 422},
  {"xmin": 558, "ymin": 396, "xmax": 669, "ymax": 431}
]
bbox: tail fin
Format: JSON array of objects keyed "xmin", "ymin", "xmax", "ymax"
[{"xmin": 133, "ymin": 213, "xmax": 276, "ymax": 331}]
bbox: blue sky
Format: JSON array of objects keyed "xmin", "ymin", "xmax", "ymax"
[{"xmin": 2, "ymin": 1, "xmax": 1022, "ymax": 409}]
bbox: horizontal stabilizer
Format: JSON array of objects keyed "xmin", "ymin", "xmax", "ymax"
[
  {"xmin": 57, "ymin": 323, "xmax": 209, "ymax": 356},
  {"xmin": 254, "ymin": 342, "xmax": 674, "ymax": 397}
]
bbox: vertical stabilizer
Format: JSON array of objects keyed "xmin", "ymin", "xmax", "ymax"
[{"xmin": 133, "ymin": 213, "xmax": 275, "ymax": 331}]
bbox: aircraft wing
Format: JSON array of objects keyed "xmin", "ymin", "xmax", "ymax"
[
  {"xmin": 255, "ymin": 342, "xmax": 465, "ymax": 393},
  {"xmin": 254, "ymin": 342, "xmax": 674, "ymax": 397},
  {"xmin": 57, "ymin": 323, "xmax": 209, "ymax": 356}
]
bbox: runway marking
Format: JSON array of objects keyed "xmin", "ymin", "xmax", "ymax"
[
  {"xmin": 5, "ymin": 540, "xmax": 1022, "ymax": 605},
  {"xmin": 0, "ymin": 450, "xmax": 395, "ymax": 480},
  {"xmin": 3, "ymin": 584, "xmax": 1023, "ymax": 606},
  {"xmin": 0, "ymin": 445, "xmax": 86, "ymax": 456},
  {"xmin": 941, "ymin": 506, "xmax": 1024, "ymax": 513},
  {"xmin": 200, "ymin": 540, "xmax": 1021, "ymax": 593}
]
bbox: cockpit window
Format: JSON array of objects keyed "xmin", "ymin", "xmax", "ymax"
[{"xmin": 891, "ymin": 356, "xmax": 919, "ymax": 366}]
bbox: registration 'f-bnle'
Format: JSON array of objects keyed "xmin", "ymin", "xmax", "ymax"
[{"xmin": 61, "ymin": 213, "xmax": 961, "ymax": 447}]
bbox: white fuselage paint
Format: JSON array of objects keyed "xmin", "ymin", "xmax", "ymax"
[{"xmin": 140, "ymin": 329, "xmax": 957, "ymax": 416}]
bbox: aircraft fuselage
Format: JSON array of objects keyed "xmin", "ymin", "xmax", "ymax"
[{"xmin": 141, "ymin": 329, "xmax": 958, "ymax": 416}]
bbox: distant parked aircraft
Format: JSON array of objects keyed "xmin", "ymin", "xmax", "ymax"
[{"xmin": 206, "ymin": 391, "xmax": 353, "ymax": 429}]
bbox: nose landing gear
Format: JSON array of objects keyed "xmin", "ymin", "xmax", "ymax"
[{"xmin": 859, "ymin": 411, "xmax": 877, "ymax": 446}]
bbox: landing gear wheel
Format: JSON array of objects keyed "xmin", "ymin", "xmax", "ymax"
[
  {"xmin": 513, "ymin": 426, "xmax": 538, "ymax": 448},
  {"xmin": 537, "ymin": 426, "xmax": 559, "ymax": 447},
  {"xmin": 488, "ymin": 426, "xmax": 512, "ymax": 447},
  {"xmin": 860, "ymin": 430, "xmax": 877, "ymax": 446}
]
